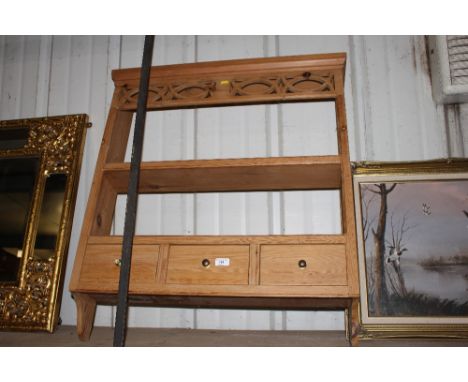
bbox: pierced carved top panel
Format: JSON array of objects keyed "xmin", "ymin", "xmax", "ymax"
[
  {"xmin": 117, "ymin": 72, "xmax": 337, "ymax": 110},
  {"xmin": 113, "ymin": 53, "xmax": 345, "ymax": 111}
]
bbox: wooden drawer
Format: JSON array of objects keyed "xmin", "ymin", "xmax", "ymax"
[
  {"xmin": 79, "ymin": 244, "xmax": 159, "ymax": 292},
  {"xmin": 260, "ymin": 244, "xmax": 347, "ymax": 286},
  {"xmin": 166, "ymin": 245, "xmax": 249, "ymax": 285}
]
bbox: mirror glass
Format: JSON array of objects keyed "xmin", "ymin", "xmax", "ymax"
[
  {"xmin": 0, "ymin": 127, "xmax": 29, "ymax": 150},
  {"xmin": 33, "ymin": 174, "xmax": 67, "ymax": 261},
  {"xmin": 0, "ymin": 156, "xmax": 40, "ymax": 283}
]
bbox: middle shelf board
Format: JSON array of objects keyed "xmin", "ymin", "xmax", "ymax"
[{"xmin": 103, "ymin": 155, "xmax": 342, "ymax": 194}]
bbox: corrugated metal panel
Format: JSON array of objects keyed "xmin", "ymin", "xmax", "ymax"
[
  {"xmin": 461, "ymin": 104, "xmax": 468, "ymax": 155},
  {"xmin": 0, "ymin": 35, "xmax": 459, "ymax": 332},
  {"xmin": 349, "ymin": 36, "xmax": 447, "ymax": 161}
]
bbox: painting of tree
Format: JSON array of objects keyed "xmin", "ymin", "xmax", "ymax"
[{"xmin": 360, "ymin": 179, "xmax": 468, "ymax": 318}]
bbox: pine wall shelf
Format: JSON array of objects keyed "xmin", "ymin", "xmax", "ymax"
[{"xmin": 69, "ymin": 53, "xmax": 361, "ymax": 345}]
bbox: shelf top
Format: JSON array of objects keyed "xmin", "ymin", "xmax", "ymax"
[{"xmin": 112, "ymin": 53, "xmax": 347, "ymax": 83}]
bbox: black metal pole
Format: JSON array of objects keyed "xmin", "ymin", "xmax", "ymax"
[{"xmin": 113, "ymin": 35, "xmax": 154, "ymax": 347}]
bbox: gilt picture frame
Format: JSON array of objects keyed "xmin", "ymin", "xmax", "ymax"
[
  {"xmin": 0, "ymin": 114, "xmax": 89, "ymax": 332},
  {"xmin": 353, "ymin": 160, "xmax": 468, "ymax": 339}
]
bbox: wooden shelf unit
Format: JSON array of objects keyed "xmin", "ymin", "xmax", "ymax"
[{"xmin": 69, "ymin": 53, "xmax": 360, "ymax": 345}]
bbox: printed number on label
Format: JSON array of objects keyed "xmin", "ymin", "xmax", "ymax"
[{"xmin": 214, "ymin": 258, "xmax": 230, "ymax": 266}]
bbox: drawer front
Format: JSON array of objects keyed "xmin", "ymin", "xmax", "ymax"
[
  {"xmin": 166, "ymin": 245, "xmax": 249, "ymax": 285},
  {"xmin": 260, "ymin": 244, "xmax": 347, "ymax": 286},
  {"xmin": 79, "ymin": 244, "xmax": 159, "ymax": 292}
]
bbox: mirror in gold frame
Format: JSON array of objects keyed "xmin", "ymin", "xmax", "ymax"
[{"xmin": 0, "ymin": 114, "xmax": 90, "ymax": 332}]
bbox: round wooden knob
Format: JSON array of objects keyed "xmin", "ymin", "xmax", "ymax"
[
  {"xmin": 202, "ymin": 259, "xmax": 210, "ymax": 268},
  {"xmin": 298, "ymin": 259, "xmax": 307, "ymax": 268},
  {"xmin": 114, "ymin": 259, "xmax": 122, "ymax": 267}
]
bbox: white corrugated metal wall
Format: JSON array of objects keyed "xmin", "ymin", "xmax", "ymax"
[{"xmin": 0, "ymin": 35, "xmax": 466, "ymax": 331}]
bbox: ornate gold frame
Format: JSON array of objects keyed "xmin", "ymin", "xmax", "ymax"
[
  {"xmin": 0, "ymin": 114, "xmax": 89, "ymax": 332},
  {"xmin": 353, "ymin": 159, "xmax": 468, "ymax": 340}
]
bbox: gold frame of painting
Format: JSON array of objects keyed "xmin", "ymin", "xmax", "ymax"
[{"xmin": 353, "ymin": 159, "xmax": 468, "ymax": 340}]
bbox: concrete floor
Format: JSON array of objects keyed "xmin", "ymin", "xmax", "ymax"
[{"xmin": 1, "ymin": 326, "xmax": 468, "ymax": 346}]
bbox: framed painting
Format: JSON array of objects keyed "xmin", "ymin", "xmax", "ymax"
[
  {"xmin": 353, "ymin": 160, "xmax": 468, "ymax": 339},
  {"xmin": 0, "ymin": 114, "xmax": 89, "ymax": 332}
]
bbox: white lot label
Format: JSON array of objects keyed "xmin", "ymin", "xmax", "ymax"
[{"xmin": 214, "ymin": 258, "xmax": 230, "ymax": 266}]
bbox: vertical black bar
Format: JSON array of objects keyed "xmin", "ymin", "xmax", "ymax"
[{"xmin": 113, "ymin": 35, "xmax": 154, "ymax": 347}]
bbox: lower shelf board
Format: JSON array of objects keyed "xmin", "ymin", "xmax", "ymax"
[
  {"xmin": 73, "ymin": 285, "xmax": 356, "ymax": 299},
  {"xmin": 73, "ymin": 293, "xmax": 356, "ymax": 310},
  {"xmin": 86, "ymin": 234, "xmax": 347, "ymax": 245}
]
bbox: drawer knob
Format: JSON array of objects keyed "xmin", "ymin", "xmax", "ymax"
[
  {"xmin": 202, "ymin": 258, "xmax": 210, "ymax": 268},
  {"xmin": 114, "ymin": 259, "xmax": 122, "ymax": 267},
  {"xmin": 298, "ymin": 259, "xmax": 307, "ymax": 268}
]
